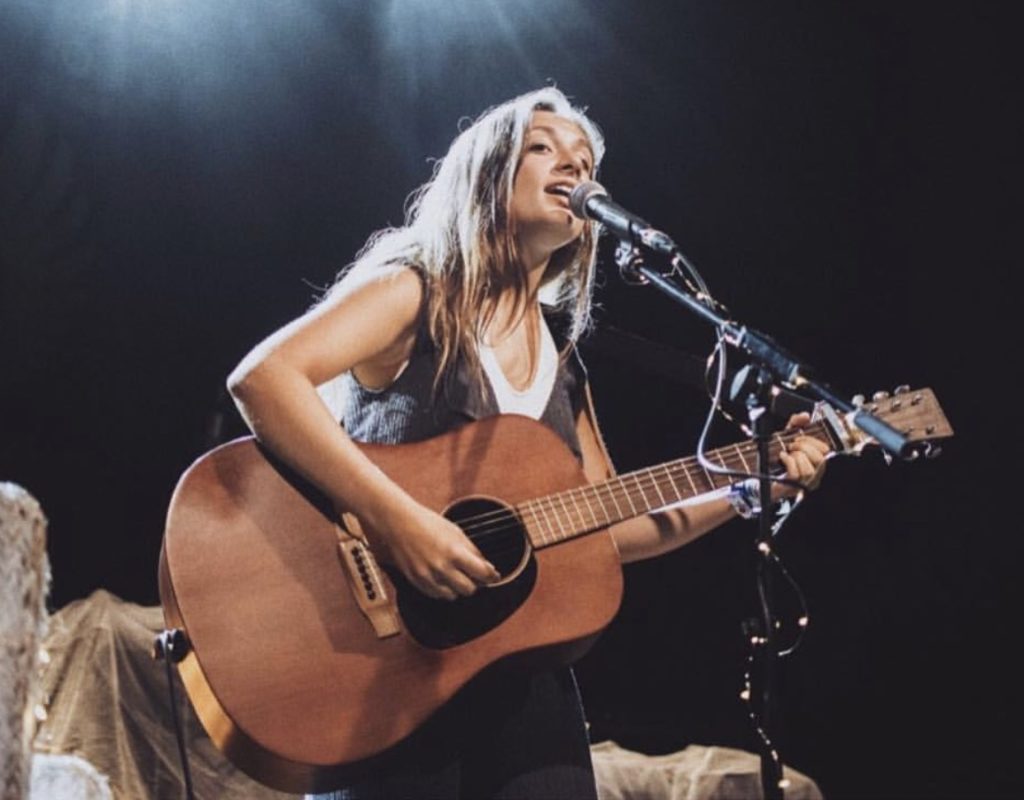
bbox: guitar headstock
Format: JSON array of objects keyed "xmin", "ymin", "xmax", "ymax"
[{"xmin": 816, "ymin": 386, "xmax": 954, "ymax": 461}]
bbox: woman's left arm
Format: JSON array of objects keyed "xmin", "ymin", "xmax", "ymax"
[{"xmin": 574, "ymin": 389, "xmax": 830, "ymax": 563}]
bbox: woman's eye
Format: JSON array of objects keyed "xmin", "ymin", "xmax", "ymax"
[{"xmin": 529, "ymin": 142, "xmax": 551, "ymax": 153}]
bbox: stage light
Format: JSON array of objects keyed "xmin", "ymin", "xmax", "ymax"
[
  {"xmin": 10, "ymin": 0, "xmax": 360, "ymax": 132},
  {"xmin": 379, "ymin": 0, "xmax": 552, "ymax": 95}
]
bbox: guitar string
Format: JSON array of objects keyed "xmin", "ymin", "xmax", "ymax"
[
  {"xmin": 381, "ymin": 425, "xmax": 833, "ymax": 567},
  {"xmin": 455, "ymin": 430, "xmax": 808, "ymax": 546},
  {"xmin": 451, "ymin": 429, "xmax": 819, "ymax": 554},
  {"xmin": 482, "ymin": 470, "xmax": 816, "ymax": 559},
  {"xmin": 449, "ymin": 397, "xmax": 942, "ymax": 542},
  {"xmin": 462, "ymin": 427, "xmax": 810, "ymax": 531},
  {"xmin": 458, "ymin": 458, "xmax": 743, "ymax": 550},
  {"xmin": 458, "ymin": 461, "xmax": 767, "ymax": 564},
  {"xmin": 465, "ymin": 460, "xmax": 806, "ymax": 566}
]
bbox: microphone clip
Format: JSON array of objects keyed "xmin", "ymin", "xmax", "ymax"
[{"xmin": 614, "ymin": 239, "xmax": 649, "ymax": 285}]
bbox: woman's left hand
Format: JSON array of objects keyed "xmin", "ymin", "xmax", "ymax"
[{"xmin": 775, "ymin": 412, "xmax": 831, "ymax": 499}]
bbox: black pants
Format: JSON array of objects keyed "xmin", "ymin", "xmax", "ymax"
[{"xmin": 307, "ymin": 667, "xmax": 598, "ymax": 800}]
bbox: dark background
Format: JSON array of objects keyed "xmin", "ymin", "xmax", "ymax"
[{"xmin": 1, "ymin": 1, "xmax": 1016, "ymax": 797}]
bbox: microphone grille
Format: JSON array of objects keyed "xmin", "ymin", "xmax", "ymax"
[{"xmin": 568, "ymin": 181, "xmax": 607, "ymax": 220}]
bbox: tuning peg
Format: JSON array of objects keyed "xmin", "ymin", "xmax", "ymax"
[
  {"xmin": 894, "ymin": 385, "xmax": 910, "ymax": 395},
  {"xmin": 925, "ymin": 444, "xmax": 942, "ymax": 459},
  {"xmin": 851, "ymin": 393, "xmax": 865, "ymax": 407},
  {"xmin": 872, "ymin": 390, "xmax": 890, "ymax": 401}
]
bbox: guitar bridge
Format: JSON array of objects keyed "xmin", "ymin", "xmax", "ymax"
[{"xmin": 336, "ymin": 516, "xmax": 401, "ymax": 639}]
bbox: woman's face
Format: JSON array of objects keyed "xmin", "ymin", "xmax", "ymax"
[{"xmin": 509, "ymin": 110, "xmax": 594, "ymax": 265}]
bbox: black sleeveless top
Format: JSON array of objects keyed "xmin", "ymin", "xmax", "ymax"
[{"xmin": 340, "ymin": 309, "xmax": 587, "ymax": 460}]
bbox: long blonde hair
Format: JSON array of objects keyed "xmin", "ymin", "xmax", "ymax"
[{"xmin": 330, "ymin": 87, "xmax": 605, "ymax": 388}]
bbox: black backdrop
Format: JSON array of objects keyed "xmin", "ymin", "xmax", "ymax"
[{"xmin": 1, "ymin": 2, "xmax": 1016, "ymax": 797}]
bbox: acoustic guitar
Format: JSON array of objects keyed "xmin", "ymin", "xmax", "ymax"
[{"xmin": 158, "ymin": 387, "xmax": 951, "ymax": 792}]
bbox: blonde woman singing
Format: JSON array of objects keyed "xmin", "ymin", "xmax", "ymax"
[{"xmin": 228, "ymin": 87, "xmax": 828, "ymax": 800}]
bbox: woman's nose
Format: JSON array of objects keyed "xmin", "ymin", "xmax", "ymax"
[{"xmin": 556, "ymin": 154, "xmax": 582, "ymax": 176}]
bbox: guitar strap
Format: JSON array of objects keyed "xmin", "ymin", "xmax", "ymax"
[
  {"xmin": 336, "ymin": 513, "xmax": 402, "ymax": 638},
  {"xmin": 580, "ymin": 375, "xmax": 618, "ymax": 479}
]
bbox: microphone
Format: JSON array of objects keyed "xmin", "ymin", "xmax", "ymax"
[{"xmin": 568, "ymin": 181, "xmax": 677, "ymax": 254}]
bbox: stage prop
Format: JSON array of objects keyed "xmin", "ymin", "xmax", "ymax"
[
  {"xmin": 1, "ymin": 483, "xmax": 50, "ymax": 800},
  {"xmin": 29, "ymin": 591, "xmax": 290, "ymax": 800},
  {"xmin": 591, "ymin": 741, "xmax": 822, "ymax": 800},
  {"xmin": 23, "ymin": 590, "xmax": 822, "ymax": 799}
]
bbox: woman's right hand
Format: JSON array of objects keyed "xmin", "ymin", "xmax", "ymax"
[
  {"xmin": 227, "ymin": 267, "xmax": 499, "ymax": 601},
  {"xmin": 369, "ymin": 500, "xmax": 501, "ymax": 601}
]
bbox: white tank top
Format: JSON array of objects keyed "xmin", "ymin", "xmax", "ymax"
[{"xmin": 478, "ymin": 314, "xmax": 558, "ymax": 419}]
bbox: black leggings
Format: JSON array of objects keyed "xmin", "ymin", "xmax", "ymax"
[{"xmin": 307, "ymin": 667, "xmax": 598, "ymax": 800}]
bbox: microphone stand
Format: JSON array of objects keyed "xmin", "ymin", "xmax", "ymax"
[
  {"xmin": 611, "ymin": 239, "xmax": 911, "ymax": 799},
  {"xmin": 749, "ymin": 364, "xmax": 784, "ymax": 800},
  {"xmin": 610, "ymin": 241, "xmax": 912, "ymax": 457}
]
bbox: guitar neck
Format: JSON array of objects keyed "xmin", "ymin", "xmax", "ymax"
[{"xmin": 519, "ymin": 422, "xmax": 833, "ymax": 548}]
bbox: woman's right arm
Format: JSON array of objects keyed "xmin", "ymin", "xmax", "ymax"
[{"xmin": 226, "ymin": 267, "xmax": 499, "ymax": 599}]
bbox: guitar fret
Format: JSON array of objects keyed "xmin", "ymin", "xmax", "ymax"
[
  {"xmin": 567, "ymin": 490, "xmax": 586, "ymax": 531},
  {"xmin": 588, "ymin": 485, "xmax": 612, "ymax": 527},
  {"xmin": 620, "ymin": 476, "xmax": 638, "ymax": 516},
  {"xmin": 541, "ymin": 501, "xmax": 558, "ymax": 544},
  {"xmin": 632, "ymin": 472, "xmax": 650, "ymax": 513},
  {"xmin": 593, "ymin": 483, "xmax": 606, "ymax": 528},
  {"xmin": 735, "ymin": 443, "xmax": 751, "ymax": 474},
  {"xmin": 680, "ymin": 462, "xmax": 699, "ymax": 496},
  {"xmin": 698, "ymin": 461, "xmax": 716, "ymax": 492},
  {"xmin": 580, "ymin": 488, "xmax": 601, "ymax": 529},
  {"xmin": 664, "ymin": 463, "xmax": 683, "ymax": 503},
  {"xmin": 773, "ymin": 433, "xmax": 787, "ymax": 465},
  {"xmin": 578, "ymin": 488, "xmax": 595, "ymax": 529},
  {"xmin": 548, "ymin": 494, "xmax": 568, "ymax": 541},
  {"xmin": 590, "ymin": 489, "xmax": 603, "ymax": 525},
  {"xmin": 717, "ymin": 449, "xmax": 730, "ymax": 475},
  {"xmin": 648, "ymin": 466, "xmax": 668, "ymax": 508},
  {"xmin": 573, "ymin": 487, "xmax": 598, "ymax": 528},
  {"xmin": 605, "ymin": 481, "xmax": 626, "ymax": 520},
  {"xmin": 530, "ymin": 501, "xmax": 553, "ymax": 546},
  {"xmin": 528, "ymin": 501, "xmax": 552, "ymax": 544}
]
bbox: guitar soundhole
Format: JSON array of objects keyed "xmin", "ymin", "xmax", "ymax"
[
  {"xmin": 394, "ymin": 497, "xmax": 536, "ymax": 650},
  {"xmin": 449, "ymin": 497, "xmax": 529, "ymax": 579}
]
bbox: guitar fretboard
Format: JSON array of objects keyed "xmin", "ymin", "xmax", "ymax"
[{"xmin": 517, "ymin": 423, "xmax": 832, "ymax": 548}]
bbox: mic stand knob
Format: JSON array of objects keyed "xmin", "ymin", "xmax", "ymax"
[{"xmin": 614, "ymin": 239, "xmax": 649, "ymax": 285}]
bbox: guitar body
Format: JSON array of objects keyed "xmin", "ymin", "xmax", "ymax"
[{"xmin": 159, "ymin": 414, "xmax": 623, "ymax": 793}]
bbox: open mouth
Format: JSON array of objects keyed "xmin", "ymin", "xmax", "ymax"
[{"xmin": 546, "ymin": 184, "xmax": 573, "ymax": 198}]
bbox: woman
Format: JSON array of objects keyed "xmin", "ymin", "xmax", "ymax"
[{"xmin": 228, "ymin": 87, "xmax": 828, "ymax": 799}]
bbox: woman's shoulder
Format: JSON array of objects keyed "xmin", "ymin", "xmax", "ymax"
[
  {"xmin": 322, "ymin": 264, "xmax": 427, "ymax": 338},
  {"xmin": 331, "ymin": 262, "xmax": 425, "ymax": 307},
  {"xmin": 322, "ymin": 264, "xmax": 428, "ymax": 387}
]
